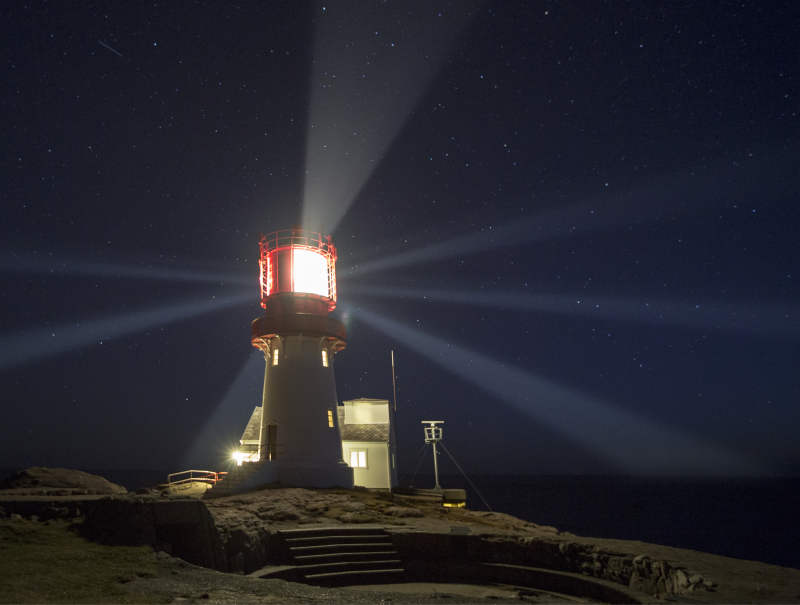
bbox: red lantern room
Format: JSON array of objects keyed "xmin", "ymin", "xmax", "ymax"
[{"xmin": 258, "ymin": 229, "xmax": 338, "ymax": 314}]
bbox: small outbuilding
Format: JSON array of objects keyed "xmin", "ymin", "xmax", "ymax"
[{"xmin": 338, "ymin": 398, "xmax": 398, "ymax": 490}]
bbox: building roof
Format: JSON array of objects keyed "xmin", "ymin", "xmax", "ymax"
[
  {"xmin": 339, "ymin": 423, "xmax": 390, "ymax": 442},
  {"xmin": 337, "ymin": 406, "xmax": 390, "ymax": 442},
  {"xmin": 240, "ymin": 406, "xmax": 262, "ymax": 444}
]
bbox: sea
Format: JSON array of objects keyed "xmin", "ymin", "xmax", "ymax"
[
  {"xmin": 423, "ymin": 474, "xmax": 800, "ymax": 570},
  {"xmin": 3, "ymin": 468, "xmax": 798, "ymax": 570}
]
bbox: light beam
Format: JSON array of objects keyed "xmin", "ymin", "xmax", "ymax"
[
  {"xmin": 348, "ymin": 285, "xmax": 800, "ymax": 340},
  {"xmin": 179, "ymin": 351, "xmax": 265, "ymax": 469},
  {"xmin": 0, "ymin": 253, "xmax": 252, "ymax": 286},
  {"xmin": 353, "ymin": 305, "xmax": 765, "ymax": 475},
  {"xmin": 0, "ymin": 292, "xmax": 253, "ymax": 370},
  {"xmin": 301, "ymin": 1, "xmax": 476, "ymax": 232},
  {"xmin": 343, "ymin": 155, "xmax": 793, "ymax": 278}
]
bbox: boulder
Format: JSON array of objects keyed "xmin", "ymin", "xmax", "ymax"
[
  {"xmin": 385, "ymin": 505, "xmax": 424, "ymax": 518},
  {"xmin": 0, "ymin": 467, "xmax": 127, "ymax": 495}
]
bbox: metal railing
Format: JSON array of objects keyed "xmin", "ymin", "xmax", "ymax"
[
  {"xmin": 165, "ymin": 469, "xmax": 227, "ymax": 487},
  {"xmin": 257, "ymin": 229, "xmax": 338, "ymax": 310}
]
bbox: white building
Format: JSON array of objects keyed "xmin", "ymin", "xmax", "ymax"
[
  {"xmin": 234, "ymin": 397, "xmax": 398, "ymax": 491},
  {"xmin": 233, "ymin": 406, "xmax": 262, "ymax": 465},
  {"xmin": 338, "ymin": 398, "xmax": 398, "ymax": 490}
]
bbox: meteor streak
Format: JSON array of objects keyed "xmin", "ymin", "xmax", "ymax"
[
  {"xmin": 98, "ymin": 40, "xmax": 123, "ymax": 57},
  {"xmin": 353, "ymin": 305, "xmax": 765, "ymax": 475},
  {"xmin": 0, "ymin": 292, "xmax": 252, "ymax": 370}
]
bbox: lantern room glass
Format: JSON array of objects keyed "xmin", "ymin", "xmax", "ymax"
[{"xmin": 292, "ymin": 248, "xmax": 329, "ymax": 297}]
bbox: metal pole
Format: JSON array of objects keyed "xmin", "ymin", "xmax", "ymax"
[
  {"xmin": 432, "ymin": 442, "xmax": 441, "ymax": 490},
  {"xmin": 390, "ymin": 349, "xmax": 398, "ymax": 414}
]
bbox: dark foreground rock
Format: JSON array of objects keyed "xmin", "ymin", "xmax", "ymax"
[{"xmin": 3, "ymin": 469, "xmax": 800, "ymax": 603}]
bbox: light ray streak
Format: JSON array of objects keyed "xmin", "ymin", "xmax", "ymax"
[
  {"xmin": 179, "ymin": 351, "xmax": 264, "ymax": 469},
  {"xmin": 301, "ymin": 1, "xmax": 477, "ymax": 232},
  {"xmin": 348, "ymin": 285, "xmax": 800, "ymax": 340},
  {"xmin": 343, "ymin": 155, "xmax": 793, "ymax": 278},
  {"xmin": 0, "ymin": 254, "xmax": 252, "ymax": 286},
  {"xmin": 0, "ymin": 292, "xmax": 253, "ymax": 370},
  {"xmin": 353, "ymin": 305, "xmax": 765, "ymax": 475}
]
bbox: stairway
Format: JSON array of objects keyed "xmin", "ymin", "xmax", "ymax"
[
  {"xmin": 278, "ymin": 527, "xmax": 405, "ymax": 586},
  {"xmin": 203, "ymin": 463, "xmax": 261, "ymax": 499}
]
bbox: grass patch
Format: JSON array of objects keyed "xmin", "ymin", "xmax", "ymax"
[{"xmin": 0, "ymin": 517, "xmax": 168, "ymax": 603}]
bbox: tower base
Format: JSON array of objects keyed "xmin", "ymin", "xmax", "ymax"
[{"xmin": 236, "ymin": 460, "xmax": 354, "ymax": 491}]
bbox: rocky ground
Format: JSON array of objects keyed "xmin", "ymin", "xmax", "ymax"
[
  {"xmin": 2, "ymin": 468, "xmax": 800, "ymax": 604},
  {"xmin": 203, "ymin": 486, "xmax": 800, "ymax": 603}
]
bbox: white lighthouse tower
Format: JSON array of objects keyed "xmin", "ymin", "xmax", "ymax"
[{"xmin": 249, "ymin": 229, "xmax": 353, "ymax": 487}]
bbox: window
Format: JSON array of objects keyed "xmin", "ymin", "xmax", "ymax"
[
  {"xmin": 272, "ymin": 348, "xmax": 279, "ymax": 366},
  {"xmin": 321, "ymin": 349, "xmax": 329, "ymax": 367},
  {"xmin": 349, "ymin": 450, "xmax": 367, "ymax": 468},
  {"xmin": 327, "ymin": 409, "xmax": 334, "ymax": 428}
]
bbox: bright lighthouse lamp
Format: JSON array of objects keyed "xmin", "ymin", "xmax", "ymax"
[
  {"xmin": 292, "ymin": 248, "xmax": 329, "ymax": 297},
  {"xmin": 258, "ymin": 229, "xmax": 338, "ymax": 313}
]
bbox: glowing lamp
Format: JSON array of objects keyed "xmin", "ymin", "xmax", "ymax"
[{"xmin": 258, "ymin": 229, "xmax": 337, "ymax": 312}]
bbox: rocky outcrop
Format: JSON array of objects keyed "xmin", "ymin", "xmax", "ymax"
[
  {"xmin": 629, "ymin": 553, "xmax": 716, "ymax": 595},
  {"xmin": 1, "ymin": 467, "xmax": 127, "ymax": 495}
]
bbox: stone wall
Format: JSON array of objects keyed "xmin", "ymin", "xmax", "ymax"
[
  {"xmin": 80, "ymin": 497, "xmax": 228, "ymax": 571},
  {"xmin": 390, "ymin": 531, "xmax": 715, "ymax": 598}
]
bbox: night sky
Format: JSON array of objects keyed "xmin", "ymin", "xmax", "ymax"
[{"xmin": 2, "ymin": 1, "xmax": 798, "ymax": 478}]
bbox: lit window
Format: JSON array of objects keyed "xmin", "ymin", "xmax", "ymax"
[
  {"xmin": 327, "ymin": 409, "xmax": 334, "ymax": 428},
  {"xmin": 292, "ymin": 248, "xmax": 329, "ymax": 297},
  {"xmin": 321, "ymin": 349, "xmax": 329, "ymax": 367},
  {"xmin": 272, "ymin": 348, "xmax": 279, "ymax": 366},
  {"xmin": 349, "ymin": 450, "xmax": 367, "ymax": 468}
]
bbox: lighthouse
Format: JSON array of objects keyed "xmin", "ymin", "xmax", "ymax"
[{"xmin": 249, "ymin": 229, "xmax": 354, "ymax": 487}]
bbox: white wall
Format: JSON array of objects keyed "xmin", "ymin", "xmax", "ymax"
[
  {"xmin": 342, "ymin": 441, "xmax": 391, "ymax": 489},
  {"xmin": 342, "ymin": 399, "xmax": 389, "ymax": 424}
]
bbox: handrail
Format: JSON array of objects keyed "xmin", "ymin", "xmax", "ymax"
[{"xmin": 166, "ymin": 469, "xmax": 227, "ymax": 486}]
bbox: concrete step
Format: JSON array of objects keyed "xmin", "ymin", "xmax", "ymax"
[
  {"xmin": 289, "ymin": 542, "xmax": 394, "ymax": 555},
  {"xmin": 293, "ymin": 550, "xmax": 400, "ymax": 564},
  {"xmin": 280, "ymin": 526, "xmax": 390, "ymax": 538},
  {"xmin": 303, "ymin": 567, "xmax": 406, "ymax": 586},
  {"xmin": 285, "ymin": 534, "xmax": 390, "ymax": 546},
  {"xmin": 296, "ymin": 559, "xmax": 402, "ymax": 576},
  {"xmin": 204, "ymin": 465, "xmax": 261, "ymax": 499}
]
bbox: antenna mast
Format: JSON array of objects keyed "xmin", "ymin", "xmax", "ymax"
[
  {"xmin": 390, "ymin": 349, "xmax": 398, "ymax": 414},
  {"xmin": 422, "ymin": 420, "xmax": 444, "ymax": 491}
]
